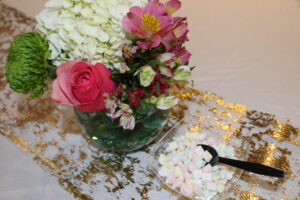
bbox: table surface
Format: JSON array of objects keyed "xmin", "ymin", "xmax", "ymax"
[{"xmin": 1, "ymin": 0, "xmax": 300, "ymax": 199}]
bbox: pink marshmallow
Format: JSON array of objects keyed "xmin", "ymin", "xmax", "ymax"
[
  {"xmin": 165, "ymin": 174, "xmax": 176, "ymax": 185},
  {"xmin": 188, "ymin": 163, "xmax": 197, "ymax": 172},
  {"xmin": 172, "ymin": 178, "xmax": 183, "ymax": 189},
  {"xmin": 202, "ymin": 164, "xmax": 212, "ymax": 173},
  {"xmin": 178, "ymin": 162, "xmax": 191, "ymax": 180},
  {"xmin": 193, "ymin": 185, "xmax": 203, "ymax": 196}
]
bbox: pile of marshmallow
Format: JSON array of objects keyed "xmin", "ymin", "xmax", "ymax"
[{"xmin": 158, "ymin": 130, "xmax": 236, "ymax": 200}]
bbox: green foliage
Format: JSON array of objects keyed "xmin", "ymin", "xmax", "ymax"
[
  {"xmin": 147, "ymin": 60, "xmax": 161, "ymax": 66},
  {"xmin": 134, "ymin": 100, "xmax": 154, "ymax": 120},
  {"xmin": 5, "ymin": 32, "xmax": 53, "ymax": 97},
  {"xmin": 111, "ymin": 44, "xmax": 166, "ymax": 87}
]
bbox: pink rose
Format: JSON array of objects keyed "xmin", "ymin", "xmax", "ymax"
[{"xmin": 52, "ymin": 60, "xmax": 116, "ymax": 112}]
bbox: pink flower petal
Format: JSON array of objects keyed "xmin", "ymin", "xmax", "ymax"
[
  {"xmin": 78, "ymin": 95, "xmax": 106, "ymax": 112},
  {"xmin": 51, "ymin": 79, "xmax": 75, "ymax": 106},
  {"xmin": 157, "ymin": 15, "xmax": 173, "ymax": 36},
  {"xmin": 95, "ymin": 63, "xmax": 116, "ymax": 93},
  {"xmin": 122, "ymin": 6, "xmax": 144, "ymax": 38},
  {"xmin": 144, "ymin": 2, "xmax": 168, "ymax": 16},
  {"xmin": 165, "ymin": 0, "xmax": 182, "ymax": 14},
  {"xmin": 175, "ymin": 47, "xmax": 191, "ymax": 64},
  {"xmin": 55, "ymin": 60, "xmax": 81, "ymax": 105},
  {"xmin": 162, "ymin": 32, "xmax": 175, "ymax": 51},
  {"xmin": 137, "ymin": 35, "xmax": 161, "ymax": 49}
]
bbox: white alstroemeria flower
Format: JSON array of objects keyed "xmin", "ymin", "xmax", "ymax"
[
  {"xmin": 111, "ymin": 102, "xmax": 136, "ymax": 130},
  {"xmin": 172, "ymin": 65, "xmax": 192, "ymax": 82},
  {"xmin": 112, "ymin": 103, "xmax": 132, "ymax": 119},
  {"xmin": 158, "ymin": 53, "xmax": 175, "ymax": 63},
  {"xmin": 118, "ymin": 103, "xmax": 132, "ymax": 113},
  {"xmin": 149, "ymin": 96, "xmax": 158, "ymax": 105},
  {"xmin": 36, "ymin": 0, "xmax": 148, "ymax": 71},
  {"xmin": 156, "ymin": 95, "xmax": 179, "ymax": 110},
  {"xmin": 159, "ymin": 66, "xmax": 173, "ymax": 77},
  {"xmin": 104, "ymin": 94, "xmax": 118, "ymax": 114},
  {"xmin": 115, "ymin": 62, "xmax": 130, "ymax": 74},
  {"xmin": 119, "ymin": 113, "xmax": 135, "ymax": 130},
  {"xmin": 139, "ymin": 66, "xmax": 156, "ymax": 87}
]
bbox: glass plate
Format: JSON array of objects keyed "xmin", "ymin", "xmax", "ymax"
[{"xmin": 148, "ymin": 116, "xmax": 249, "ymax": 200}]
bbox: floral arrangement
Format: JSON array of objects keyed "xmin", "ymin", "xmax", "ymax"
[{"xmin": 5, "ymin": 0, "xmax": 193, "ymax": 130}]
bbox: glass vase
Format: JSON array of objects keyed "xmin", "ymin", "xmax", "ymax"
[{"xmin": 75, "ymin": 107, "xmax": 169, "ymax": 153}]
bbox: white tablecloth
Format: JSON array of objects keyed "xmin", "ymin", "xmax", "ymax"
[{"xmin": 1, "ymin": 0, "xmax": 299, "ymax": 199}]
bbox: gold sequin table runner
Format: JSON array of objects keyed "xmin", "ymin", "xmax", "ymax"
[{"xmin": 0, "ymin": 3, "xmax": 299, "ymax": 200}]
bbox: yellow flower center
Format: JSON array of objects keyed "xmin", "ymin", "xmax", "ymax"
[
  {"xmin": 173, "ymin": 27, "xmax": 180, "ymax": 37},
  {"xmin": 141, "ymin": 14, "xmax": 161, "ymax": 35},
  {"xmin": 164, "ymin": 5, "xmax": 176, "ymax": 15}
]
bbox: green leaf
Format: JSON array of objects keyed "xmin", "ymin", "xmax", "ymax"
[
  {"xmin": 110, "ymin": 72, "xmax": 123, "ymax": 82},
  {"xmin": 147, "ymin": 60, "xmax": 161, "ymax": 66},
  {"xmin": 129, "ymin": 63, "xmax": 140, "ymax": 73}
]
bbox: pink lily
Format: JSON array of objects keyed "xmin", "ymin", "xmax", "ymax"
[{"xmin": 122, "ymin": 2, "xmax": 173, "ymax": 49}]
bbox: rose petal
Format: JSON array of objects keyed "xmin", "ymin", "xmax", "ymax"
[
  {"xmin": 95, "ymin": 63, "xmax": 116, "ymax": 93},
  {"xmin": 56, "ymin": 60, "xmax": 81, "ymax": 105},
  {"xmin": 51, "ymin": 79, "xmax": 75, "ymax": 106},
  {"xmin": 78, "ymin": 94, "xmax": 106, "ymax": 112},
  {"xmin": 72, "ymin": 64, "xmax": 100, "ymax": 103}
]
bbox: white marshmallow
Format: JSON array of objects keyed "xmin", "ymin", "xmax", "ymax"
[
  {"xmin": 192, "ymin": 170, "xmax": 203, "ymax": 179},
  {"xmin": 203, "ymin": 151, "xmax": 213, "ymax": 163},
  {"xmin": 194, "ymin": 146, "xmax": 205, "ymax": 155},
  {"xmin": 217, "ymin": 183, "xmax": 225, "ymax": 193},
  {"xmin": 173, "ymin": 166, "xmax": 183, "ymax": 177},
  {"xmin": 202, "ymin": 173, "xmax": 212, "ymax": 182},
  {"xmin": 168, "ymin": 141, "xmax": 178, "ymax": 151},
  {"xmin": 206, "ymin": 182, "xmax": 217, "ymax": 191},
  {"xmin": 196, "ymin": 160, "xmax": 206, "ymax": 168},
  {"xmin": 158, "ymin": 167, "xmax": 170, "ymax": 177}
]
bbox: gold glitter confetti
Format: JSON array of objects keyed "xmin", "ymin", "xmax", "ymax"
[
  {"xmin": 240, "ymin": 190, "xmax": 265, "ymax": 200},
  {"xmin": 267, "ymin": 121, "xmax": 300, "ymax": 146}
]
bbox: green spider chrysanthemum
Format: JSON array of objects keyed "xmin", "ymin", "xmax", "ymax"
[{"xmin": 5, "ymin": 32, "xmax": 53, "ymax": 97}]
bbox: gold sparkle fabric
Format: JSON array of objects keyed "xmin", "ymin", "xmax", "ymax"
[{"xmin": 0, "ymin": 3, "xmax": 299, "ymax": 200}]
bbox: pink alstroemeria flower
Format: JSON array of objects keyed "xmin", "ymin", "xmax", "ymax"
[
  {"xmin": 122, "ymin": 2, "xmax": 173, "ymax": 49},
  {"xmin": 163, "ymin": 17, "xmax": 189, "ymax": 51},
  {"xmin": 152, "ymin": 0, "xmax": 182, "ymax": 15},
  {"xmin": 173, "ymin": 47, "xmax": 191, "ymax": 65}
]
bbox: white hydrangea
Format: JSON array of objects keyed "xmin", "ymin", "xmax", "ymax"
[{"xmin": 36, "ymin": 0, "xmax": 148, "ymax": 70}]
